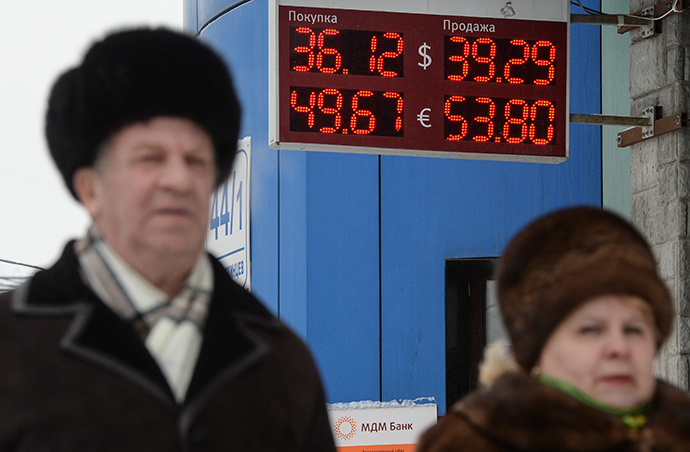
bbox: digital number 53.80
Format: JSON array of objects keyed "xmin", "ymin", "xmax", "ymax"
[{"xmin": 444, "ymin": 95, "xmax": 556, "ymax": 145}]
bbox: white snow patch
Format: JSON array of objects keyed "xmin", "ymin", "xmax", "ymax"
[{"xmin": 327, "ymin": 397, "xmax": 436, "ymax": 410}]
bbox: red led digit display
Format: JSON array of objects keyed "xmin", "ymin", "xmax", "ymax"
[
  {"xmin": 444, "ymin": 36, "xmax": 556, "ymax": 85},
  {"xmin": 444, "ymin": 95, "xmax": 556, "ymax": 144},
  {"xmin": 290, "ymin": 86, "xmax": 404, "ymax": 136},
  {"xmin": 272, "ymin": 3, "xmax": 569, "ymax": 162},
  {"xmin": 290, "ymin": 27, "xmax": 404, "ymax": 77}
]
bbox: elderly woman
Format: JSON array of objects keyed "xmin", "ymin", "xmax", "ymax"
[{"xmin": 418, "ymin": 207, "xmax": 690, "ymax": 451}]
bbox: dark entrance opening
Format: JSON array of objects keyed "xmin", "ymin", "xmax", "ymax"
[{"xmin": 445, "ymin": 258, "xmax": 500, "ymax": 409}]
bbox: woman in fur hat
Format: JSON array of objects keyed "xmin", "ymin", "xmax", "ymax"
[{"xmin": 418, "ymin": 206, "xmax": 690, "ymax": 452}]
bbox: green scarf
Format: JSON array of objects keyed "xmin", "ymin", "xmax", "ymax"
[{"xmin": 536, "ymin": 374, "xmax": 653, "ymax": 431}]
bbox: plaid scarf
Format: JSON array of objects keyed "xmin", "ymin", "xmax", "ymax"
[{"xmin": 75, "ymin": 227, "xmax": 213, "ymax": 403}]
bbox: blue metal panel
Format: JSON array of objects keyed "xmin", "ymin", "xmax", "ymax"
[
  {"xmin": 380, "ymin": 1, "xmax": 602, "ymax": 414},
  {"xmin": 299, "ymin": 152, "xmax": 381, "ymax": 403},
  {"xmin": 193, "ymin": 0, "xmax": 603, "ymax": 413},
  {"xmin": 196, "ymin": 0, "xmax": 381, "ymax": 404},
  {"xmin": 183, "ymin": 0, "xmax": 198, "ymax": 33},
  {"xmin": 197, "ymin": 1, "xmax": 250, "ymax": 31},
  {"xmin": 197, "ymin": 0, "xmax": 280, "ymax": 314},
  {"xmin": 278, "ymin": 150, "xmax": 308, "ymax": 332},
  {"xmin": 274, "ymin": 148, "xmax": 384, "ymax": 403}
]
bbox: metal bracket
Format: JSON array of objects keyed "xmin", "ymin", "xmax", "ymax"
[
  {"xmin": 640, "ymin": 7, "xmax": 660, "ymax": 39},
  {"xmin": 640, "ymin": 106, "xmax": 656, "ymax": 139},
  {"xmin": 616, "ymin": 107, "xmax": 687, "ymax": 147},
  {"xmin": 570, "ymin": 14, "xmax": 650, "ymax": 27},
  {"xmin": 569, "ymin": 113, "xmax": 652, "ymax": 127},
  {"xmin": 571, "ymin": 1, "xmax": 688, "ymax": 36},
  {"xmin": 570, "ymin": 109, "xmax": 687, "ymax": 147},
  {"xmin": 617, "ymin": 0, "xmax": 688, "ymax": 35}
]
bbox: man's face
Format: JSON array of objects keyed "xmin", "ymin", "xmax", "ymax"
[{"xmin": 76, "ymin": 116, "xmax": 216, "ymax": 264}]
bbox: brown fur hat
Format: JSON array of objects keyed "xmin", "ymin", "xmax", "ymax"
[
  {"xmin": 495, "ymin": 206, "xmax": 673, "ymax": 372},
  {"xmin": 46, "ymin": 28, "xmax": 241, "ymax": 199}
]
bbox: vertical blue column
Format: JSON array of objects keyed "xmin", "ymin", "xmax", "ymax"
[
  {"xmin": 197, "ymin": 0, "xmax": 281, "ymax": 315},
  {"xmin": 284, "ymin": 152, "xmax": 381, "ymax": 403},
  {"xmin": 194, "ymin": 0, "xmax": 382, "ymax": 403},
  {"xmin": 193, "ymin": 0, "xmax": 603, "ymax": 413}
]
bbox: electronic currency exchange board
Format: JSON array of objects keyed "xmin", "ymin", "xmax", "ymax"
[{"xmin": 269, "ymin": 0, "xmax": 570, "ymax": 162}]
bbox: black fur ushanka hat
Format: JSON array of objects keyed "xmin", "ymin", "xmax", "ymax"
[
  {"xmin": 46, "ymin": 27, "xmax": 241, "ymax": 199},
  {"xmin": 495, "ymin": 206, "xmax": 673, "ymax": 372}
]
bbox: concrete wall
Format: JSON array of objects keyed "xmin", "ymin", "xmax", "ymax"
[{"xmin": 629, "ymin": 0, "xmax": 690, "ymax": 388}]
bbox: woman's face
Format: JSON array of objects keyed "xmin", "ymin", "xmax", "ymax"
[{"xmin": 538, "ymin": 295, "xmax": 657, "ymax": 408}]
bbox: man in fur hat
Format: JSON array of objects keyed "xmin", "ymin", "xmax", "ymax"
[{"xmin": 0, "ymin": 28, "xmax": 335, "ymax": 451}]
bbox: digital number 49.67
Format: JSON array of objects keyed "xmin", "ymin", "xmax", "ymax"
[{"xmin": 210, "ymin": 171, "xmax": 243, "ymax": 240}]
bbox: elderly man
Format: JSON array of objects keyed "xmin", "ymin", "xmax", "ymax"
[{"xmin": 0, "ymin": 28, "xmax": 335, "ymax": 451}]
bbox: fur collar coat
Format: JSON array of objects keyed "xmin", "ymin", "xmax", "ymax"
[{"xmin": 418, "ymin": 371, "xmax": 690, "ymax": 452}]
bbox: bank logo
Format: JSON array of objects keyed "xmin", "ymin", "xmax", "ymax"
[{"xmin": 334, "ymin": 416, "xmax": 357, "ymax": 441}]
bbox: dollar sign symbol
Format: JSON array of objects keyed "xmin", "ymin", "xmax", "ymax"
[{"xmin": 418, "ymin": 43, "xmax": 432, "ymax": 70}]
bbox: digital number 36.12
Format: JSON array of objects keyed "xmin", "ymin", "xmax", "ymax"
[{"xmin": 291, "ymin": 27, "xmax": 404, "ymax": 77}]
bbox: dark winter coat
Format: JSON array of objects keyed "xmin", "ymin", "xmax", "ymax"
[
  {"xmin": 418, "ymin": 371, "xmax": 690, "ymax": 452},
  {"xmin": 0, "ymin": 242, "xmax": 336, "ymax": 452}
]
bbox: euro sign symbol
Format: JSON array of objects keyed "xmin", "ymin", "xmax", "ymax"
[
  {"xmin": 417, "ymin": 108, "xmax": 431, "ymax": 128},
  {"xmin": 418, "ymin": 43, "xmax": 432, "ymax": 70}
]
